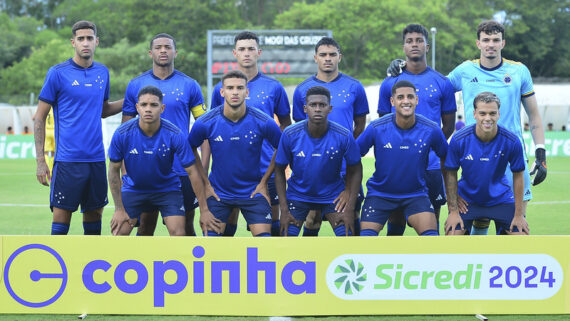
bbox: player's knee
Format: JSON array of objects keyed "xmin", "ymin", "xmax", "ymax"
[{"xmin": 473, "ymin": 219, "xmax": 490, "ymax": 229}]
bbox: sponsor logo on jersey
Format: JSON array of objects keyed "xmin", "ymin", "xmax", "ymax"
[
  {"xmin": 144, "ymin": 151, "xmax": 153, "ymax": 154},
  {"xmin": 296, "ymin": 151, "xmax": 306, "ymax": 157},
  {"xmin": 465, "ymin": 154, "xmax": 474, "ymax": 160},
  {"xmin": 383, "ymin": 143, "xmax": 392, "ymax": 149},
  {"xmin": 129, "ymin": 148, "xmax": 138, "ymax": 155},
  {"xmin": 71, "ymin": 80, "xmax": 80, "ymax": 86},
  {"xmin": 213, "ymin": 136, "xmax": 223, "ymax": 142},
  {"xmin": 470, "ymin": 77, "xmax": 478, "ymax": 83}
]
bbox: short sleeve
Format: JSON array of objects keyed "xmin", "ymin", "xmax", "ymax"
[
  {"xmin": 292, "ymin": 86, "xmax": 306, "ymax": 122},
  {"xmin": 343, "ymin": 135, "xmax": 361, "ymax": 166},
  {"xmin": 353, "ymin": 82, "xmax": 370, "ymax": 117},
  {"xmin": 377, "ymin": 79, "xmax": 393, "ymax": 115},
  {"xmin": 509, "ymin": 139, "xmax": 526, "ymax": 173},
  {"xmin": 174, "ymin": 132, "xmax": 196, "ymax": 168},
  {"xmin": 38, "ymin": 67, "xmax": 58, "ymax": 105},
  {"xmin": 356, "ymin": 125, "xmax": 375, "ymax": 156},
  {"xmin": 210, "ymin": 82, "xmax": 224, "ymax": 109},
  {"xmin": 441, "ymin": 78, "xmax": 458, "ymax": 114},
  {"xmin": 273, "ymin": 84, "xmax": 291, "ymax": 117},
  {"xmin": 444, "ymin": 137, "xmax": 461, "ymax": 170},
  {"xmin": 188, "ymin": 118, "xmax": 208, "ymax": 148},
  {"xmin": 275, "ymin": 133, "xmax": 291, "ymax": 167},
  {"xmin": 122, "ymin": 80, "xmax": 138, "ymax": 116},
  {"xmin": 108, "ymin": 130, "xmax": 124, "ymax": 163}
]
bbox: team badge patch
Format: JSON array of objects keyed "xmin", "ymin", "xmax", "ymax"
[{"xmin": 503, "ymin": 74, "xmax": 512, "ymax": 84}]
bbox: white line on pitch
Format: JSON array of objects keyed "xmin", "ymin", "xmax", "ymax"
[{"xmin": 269, "ymin": 317, "xmax": 292, "ymax": 321}]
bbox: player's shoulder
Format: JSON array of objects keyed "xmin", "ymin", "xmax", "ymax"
[
  {"xmin": 328, "ymin": 120, "xmax": 352, "ymax": 137},
  {"xmin": 247, "ymin": 106, "xmax": 273, "ymax": 122},
  {"xmin": 453, "ymin": 59, "xmax": 480, "ymax": 72},
  {"xmin": 452, "ymin": 124, "xmax": 475, "ymax": 142},
  {"xmin": 161, "ymin": 118, "xmax": 183, "ymax": 134},
  {"xmin": 369, "ymin": 114, "xmax": 393, "ymax": 128},
  {"xmin": 91, "ymin": 61, "xmax": 109, "ymax": 71},
  {"xmin": 116, "ymin": 118, "xmax": 139, "ymax": 135},
  {"xmin": 129, "ymin": 70, "xmax": 154, "ymax": 85},
  {"xmin": 197, "ymin": 107, "xmax": 222, "ymax": 124},
  {"xmin": 425, "ymin": 67, "xmax": 450, "ymax": 82},
  {"xmin": 296, "ymin": 76, "xmax": 316, "ymax": 90},
  {"xmin": 51, "ymin": 59, "xmax": 73, "ymax": 72},
  {"xmin": 172, "ymin": 69, "xmax": 199, "ymax": 83},
  {"xmin": 497, "ymin": 125, "xmax": 520, "ymax": 143},
  {"xmin": 416, "ymin": 114, "xmax": 440, "ymax": 129},
  {"xmin": 338, "ymin": 72, "xmax": 363, "ymax": 85},
  {"xmin": 502, "ymin": 58, "xmax": 531, "ymax": 73},
  {"xmin": 283, "ymin": 121, "xmax": 306, "ymax": 136}
]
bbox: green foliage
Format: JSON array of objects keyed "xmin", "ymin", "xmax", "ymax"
[{"xmin": 0, "ymin": 13, "xmax": 44, "ymax": 68}]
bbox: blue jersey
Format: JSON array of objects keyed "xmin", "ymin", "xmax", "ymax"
[
  {"xmin": 445, "ymin": 125, "xmax": 525, "ymax": 206},
  {"xmin": 292, "ymin": 73, "xmax": 369, "ymax": 132},
  {"xmin": 108, "ymin": 118, "xmax": 196, "ymax": 193},
  {"xmin": 188, "ymin": 107, "xmax": 282, "ymax": 199},
  {"xmin": 275, "ymin": 120, "xmax": 361, "ymax": 203},
  {"xmin": 357, "ymin": 114, "xmax": 448, "ymax": 198},
  {"xmin": 447, "ymin": 59, "xmax": 534, "ymax": 147},
  {"xmin": 211, "ymin": 72, "xmax": 290, "ymax": 174},
  {"xmin": 39, "ymin": 58, "xmax": 110, "ymax": 162},
  {"xmin": 378, "ymin": 67, "xmax": 456, "ymax": 170},
  {"xmin": 123, "ymin": 69, "xmax": 206, "ymax": 176}
]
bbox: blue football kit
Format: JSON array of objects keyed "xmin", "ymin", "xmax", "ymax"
[
  {"xmin": 188, "ymin": 106, "xmax": 282, "ymax": 199},
  {"xmin": 445, "ymin": 125, "xmax": 525, "ymax": 206},
  {"xmin": 357, "ymin": 114, "xmax": 448, "ymax": 199},
  {"xmin": 276, "ymin": 120, "xmax": 361, "ymax": 203},
  {"xmin": 108, "ymin": 118, "xmax": 196, "ymax": 193},
  {"xmin": 39, "ymin": 58, "xmax": 110, "ymax": 217},
  {"xmin": 292, "ymin": 73, "xmax": 369, "ymax": 132},
  {"xmin": 123, "ymin": 69, "xmax": 206, "ymax": 177},
  {"xmin": 212, "ymin": 72, "xmax": 290, "ymax": 175}
]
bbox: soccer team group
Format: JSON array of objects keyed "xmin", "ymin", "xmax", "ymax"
[{"xmin": 33, "ymin": 19, "xmax": 548, "ymax": 238}]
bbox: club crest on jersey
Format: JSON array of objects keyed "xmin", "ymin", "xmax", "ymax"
[{"xmin": 503, "ymin": 74, "xmax": 512, "ymax": 84}]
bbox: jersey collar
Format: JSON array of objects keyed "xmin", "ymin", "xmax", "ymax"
[{"xmin": 479, "ymin": 58, "xmax": 504, "ymax": 71}]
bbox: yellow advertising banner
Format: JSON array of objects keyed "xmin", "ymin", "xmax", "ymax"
[{"xmin": 1, "ymin": 236, "xmax": 569, "ymax": 315}]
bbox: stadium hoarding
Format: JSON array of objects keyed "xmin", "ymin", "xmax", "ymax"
[
  {"xmin": 206, "ymin": 29, "xmax": 332, "ymax": 108},
  {"xmin": 1, "ymin": 236, "xmax": 569, "ymax": 315}
]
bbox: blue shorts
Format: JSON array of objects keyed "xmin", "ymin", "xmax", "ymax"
[
  {"xmin": 267, "ymin": 177, "xmax": 279, "ymax": 206},
  {"xmin": 288, "ymin": 200, "xmax": 337, "ymax": 221},
  {"xmin": 426, "ymin": 169, "xmax": 446, "ymax": 207},
  {"xmin": 455, "ymin": 202, "xmax": 518, "ymax": 234},
  {"xmin": 206, "ymin": 196, "xmax": 271, "ymax": 225},
  {"xmin": 50, "ymin": 161, "xmax": 108, "ymax": 212},
  {"xmin": 505, "ymin": 162, "xmax": 532, "ymax": 202},
  {"xmin": 122, "ymin": 191, "xmax": 185, "ymax": 220},
  {"xmin": 361, "ymin": 195, "xmax": 434, "ymax": 225},
  {"xmin": 179, "ymin": 176, "xmax": 199, "ymax": 210}
]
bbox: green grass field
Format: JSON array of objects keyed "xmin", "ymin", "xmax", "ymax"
[{"xmin": 0, "ymin": 158, "xmax": 569, "ymax": 320}]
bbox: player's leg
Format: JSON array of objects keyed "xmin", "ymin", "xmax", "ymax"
[
  {"xmin": 120, "ymin": 191, "xmax": 155, "ymax": 236},
  {"xmin": 483, "ymin": 203, "xmax": 529, "ymax": 235},
  {"xmin": 352, "ymin": 186, "xmax": 365, "ymax": 236},
  {"xmin": 426, "ymin": 169, "xmax": 446, "ymax": 234},
  {"xmin": 157, "ymin": 191, "xmax": 187, "ymax": 236},
  {"xmin": 179, "ymin": 175, "xmax": 199, "ymax": 236},
  {"xmin": 137, "ymin": 211, "xmax": 158, "ymax": 236},
  {"xmin": 282, "ymin": 200, "xmax": 312, "ymax": 237},
  {"xmin": 360, "ymin": 196, "xmax": 395, "ymax": 236},
  {"xmin": 239, "ymin": 196, "xmax": 272, "ymax": 237},
  {"xmin": 49, "ymin": 161, "xmax": 87, "ymax": 235},
  {"xmin": 267, "ymin": 177, "xmax": 281, "ymax": 236},
  {"xmin": 303, "ymin": 210, "xmax": 322, "ymax": 236},
  {"xmin": 325, "ymin": 204, "xmax": 353, "ymax": 237},
  {"xmin": 80, "ymin": 161, "xmax": 108, "ymax": 235},
  {"xmin": 403, "ymin": 196, "xmax": 438, "ymax": 236},
  {"xmin": 223, "ymin": 208, "xmax": 239, "ymax": 236},
  {"xmin": 386, "ymin": 210, "xmax": 406, "ymax": 235},
  {"xmin": 204, "ymin": 197, "xmax": 232, "ymax": 236}
]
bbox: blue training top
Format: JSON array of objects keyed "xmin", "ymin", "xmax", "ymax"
[
  {"xmin": 378, "ymin": 66, "xmax": 456, "ymax": 170},
  {"xmin": 445, "ymin": 124, "xmax": 525, "ymax": 206},
  {"xmin": 357, "ymin": 114, "xmax": 448, "ymax": 198},
  {"xmin": 123, "ymin": 69, "xmax": 206, "ymax": 176},
  {"xmin": 39, "ymin": 58, "xmax": 110, "ymax": 162},
  {"xmin": 188, "ymin": 106, "xmax": 282, "ymax": 199},
  {"xmin": 108, "ymin": 118, "xmax": 196, "ymax": 193},
  {"xmin": 275, "ymin": 120, "xmax": 361, "ymax": 203}
]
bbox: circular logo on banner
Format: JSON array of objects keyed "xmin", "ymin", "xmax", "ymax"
[
  {"xmin": 3, "ymin": 244, "xmax": 68, "ymax": 308},
  {"xmin": 332, "ymin": 259, "xmax": 367, "ymax": 295}
]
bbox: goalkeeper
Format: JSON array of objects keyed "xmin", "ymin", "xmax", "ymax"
[{"xmin": 387, "ymin": 20, "xmax": 546, "ymax": 235}]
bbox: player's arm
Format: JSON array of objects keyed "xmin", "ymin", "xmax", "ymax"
[
  {"xmin": 275, "ymin": 164, "xmax": 297, "ymax": 236},
  {"xmin": 441, "ymin": 112, "xmax": 456, "ymax": 139},
  {"xmin": 199, "ymin": 140, "xmax": 211, "ymax": 174},
  {"xmin": 523, "ymin": 95, "xmax": 547, "ymax": 185},
  {"xmin": 251, "ymin": 151, "xmax": 276, "ymax": 205},
  {"xmin": 277, "ymin": 114, "xmax": 292, "ymax": 131},
  {"xmin": 353, "ymin": 115, "xmax": 366, "ymax": 139},
  {"xmin": 34, "ymin": 100, "xmax": 51, "ymax": 186},
  {"xmin": 102, "ymin": 98, "xmax": 124, "ymax": 118},
  {"xmin": 443, "ymin": 168, "xmax": 464, "ymax": 234},
  {"xmin": 191, "ymin": 147, "xmax": 218, "ymax": 201},
  {"xmin": 386, "ymin": 59, "xmax": 406, "ymax": 77},
  {"xmin": 108, "ymin": 160, "xmax": 130, "ymax": 235},
  {"xmin": 510, "ymin": 170, "xmax": 529, "ymax": 234},
  {"xmin": 334, "ymin": 161, "xmax": 362, "ymax": 236}
]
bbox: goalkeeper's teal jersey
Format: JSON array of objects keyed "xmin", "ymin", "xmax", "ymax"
[{"xmin": 447, "ymin": 58, "xmax": 534, "ymax": 148}]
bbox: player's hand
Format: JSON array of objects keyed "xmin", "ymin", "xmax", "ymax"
[
  {"xmin": 199, "ymin": 208, "xmax": 222, "ymax": 236},
  {"xmin": 205, "ymin": 183, "xmax": 220, "ymax": 201},
  {"xmin": 251, "ymin": 180, "xmax": 271, "ymax": 205},
  {"xmin": 457, "ymin": 195, "xmax": 468, "ymax": 214},
  {"xmin": 335, "ymin": 211, "xmax": 355, "ymax": 236},
  {"xmin": 530, "ymin": 147, "xmax": 547, "ymax": 185},
  {"xmin": 280, "ymin": 208, "xmax": 300, "ymax": 236},
  {"xmin": 386, "ymin": 59, "xmax": 406, "ymax": 77},
  {"xmin": 110, "ymin": 209, "xmax": 130, "ymax": 235},
  {"xmin": 333, "ymin": 189, "xmax": 351, "ymax": 213},
  {"xmin": 510, "ymin": 216, "xmax": 529, "ymax": 235},
  {"xmin": 444, "ymin": 212, "xmax": 464, "ymax": 235},
  {"xmin": 36, "ymin": 159, "xmax": 51, "ymax": 186}
]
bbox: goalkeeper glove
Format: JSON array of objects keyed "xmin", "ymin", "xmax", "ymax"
[
  {"xmin": 386, "ymin": 59, "xmax": 406, "ymax": 77},
  {"xmin": 529, "ymin": 146, "xmax": 547, "ymax": 185}
]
